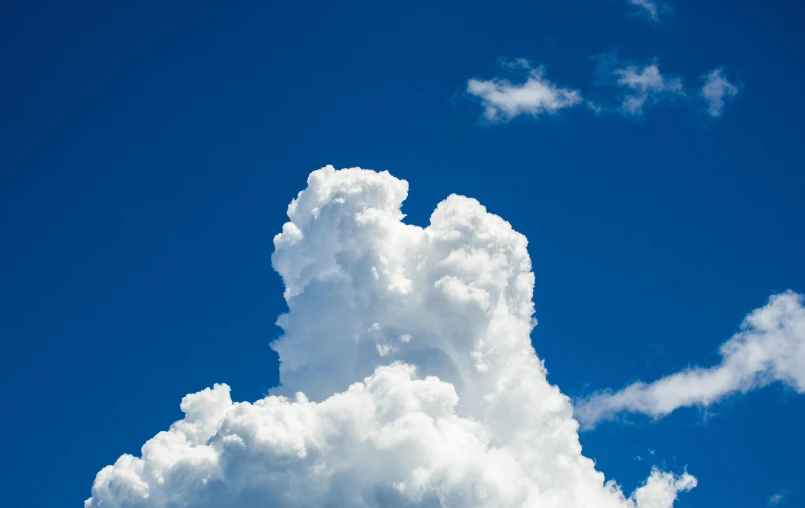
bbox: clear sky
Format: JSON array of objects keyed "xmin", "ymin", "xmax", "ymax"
[{"xmin": 2, "ymin": 1, "xmax": 804, "ymax": 507}]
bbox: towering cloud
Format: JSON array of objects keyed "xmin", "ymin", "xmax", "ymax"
[
  {"xmin": 86, "ymin": 166, "xmax": 695, "ymax": 507},
  {"xmin": 575, "ymin": 291, "xmax": 805, "ymax": 429}
]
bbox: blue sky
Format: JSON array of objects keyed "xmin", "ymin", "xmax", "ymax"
[{"xmin": 2, "ymin": 1, "xmax": 804, "ymax": 506}]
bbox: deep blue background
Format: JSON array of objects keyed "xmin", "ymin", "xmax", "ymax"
[{"xmin": 1, "ymin": 1, "xmax": 803, "ymax": 506}]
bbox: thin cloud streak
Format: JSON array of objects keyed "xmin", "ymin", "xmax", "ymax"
[{"xmin": 575, "ymin": 291, "xmax": 805, "ymax": 429}]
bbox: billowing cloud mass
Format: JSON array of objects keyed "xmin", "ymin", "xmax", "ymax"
[
  {"xmin": 700, "ymin": 68, "xmax": 739, "ymax": 117},
  {"xmin": 87, "ymin": 166, "xmax": 696, "ymax": 507},
  {"xmin": 576, "ymin": 291, "xmax": 805, "ymax": 429},
  {"xmin": 466, "ymin": 59, "xmax": 582, "ymax": 122}
]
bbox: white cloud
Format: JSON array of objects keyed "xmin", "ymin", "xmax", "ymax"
[
  {"xmin": 701, "ymin": 68, "xmax": 739, "ymax": 117},
  {"xmin": 575, "ymin": 291, "xmax": 805, "ymax": 429},
  {"xmin": 466, "ymin": 59, "xmax": 582, "ymax": 122},
  {"xmin": 627, "ymin": 0, "xmax": 671, "ymax": 21},
  {"xmin": 87, "ymin": 166, "xmax": 696, "ymax": 508},
  {"xmin": 767, "ymin": 491, "xmax": 787, "ymax": 506},
  {"xmin": 590, "ymin": 53, "xmax": 686, "ymax": 116},
  {"xmin": 613, "ymin": 61, "xmax": 685, "ymax": 115},
  {"xmin": 467, "ymin": 56, "xmax": 740, "ymax": 122}
]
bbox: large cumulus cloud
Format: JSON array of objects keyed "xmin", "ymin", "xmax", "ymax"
[{"xmin": 86, "ymin": 166, "xmax": 696, "ymax": 507}]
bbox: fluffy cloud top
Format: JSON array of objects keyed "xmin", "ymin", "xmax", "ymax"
[
  {"xmin": 466, "ymin": 59, "xmax": 582, "ymax": 122},
  {"xmin": 575, "ymin": 291, "xmax": 805, "ymax": 429},
  {"xmin": 86, "ymin": 166, "xmax": 695, "ymax": 508},
  {"xmin": 700, "ymin": 68, "xmax": 739, "ymax": 117}
]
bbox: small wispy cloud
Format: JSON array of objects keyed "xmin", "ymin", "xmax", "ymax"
[
  {"xmin": 466, "ymin": 58, "xmax": 582, "ymax": 123},
  {"xmin": 628, "ymin": 0, "xmax": 671, "ymax": 22},
  {"xmin": 465, "ymin": 55, "xmax": 740, "ymax": 124},
  {"xmin": 700, "ymin": 68, "xmax": 740, "ymax": 117},
  {"xmin": 615, "ymin": 62, "xmax": 684, "ymax": 115},
  {"xmin": 593, "ymin": 53, "xmax": 685, "ymax": 116},
  {"xmin": 575, "ymin": 291, "xmax": 805, "ymax": 429},
  {"xmin": 767, "ymin": 491, "xmax": 787, "ymax": 506}
]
